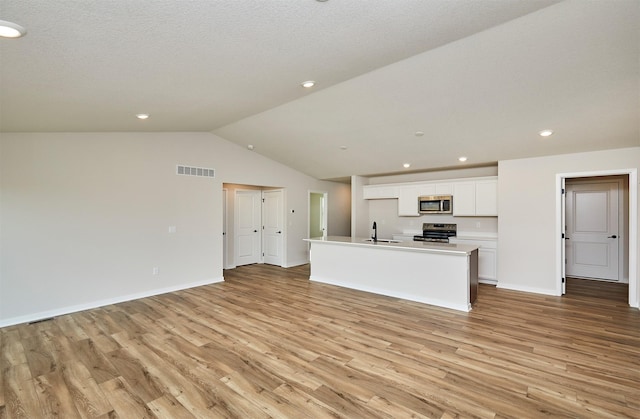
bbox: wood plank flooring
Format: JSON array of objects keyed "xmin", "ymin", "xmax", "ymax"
[{"xmin": 1, "ymin": 265, "xmax": 639, "ymax": 418}]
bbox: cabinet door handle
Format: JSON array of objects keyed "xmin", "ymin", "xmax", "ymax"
[
  {"xmin": 608, "ymin": 235, "xmax": 617, "ymax": 239},
  {"xmin": 253, "ymin": 230, "xmax": 258, "ymax": 233},
  {"xmin": 277, "ymin": 231, "xmax": 282, "ymax": 234}
]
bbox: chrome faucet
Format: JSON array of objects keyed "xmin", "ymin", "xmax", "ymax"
[{"xmin": 372, "ymin": 221, "xmax": 377, "ymax": 242}]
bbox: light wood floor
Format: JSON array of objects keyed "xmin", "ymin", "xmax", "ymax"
[{"xmin": 1, "ymin": 265, "xmax": 639, "ymax": 418}]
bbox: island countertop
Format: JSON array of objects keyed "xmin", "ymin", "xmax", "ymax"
[
  {"xmin": 305, "ymin": 236, "xmax": 479, "ymax": 312},
  {"xmin": 305, "ymin": 236, "xmax": 478, "ymax": 255}
]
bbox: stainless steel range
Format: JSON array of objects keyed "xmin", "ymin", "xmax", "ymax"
[{"xmin": 413, "ymin": 223, "xmax": 457, "ymax": 243}]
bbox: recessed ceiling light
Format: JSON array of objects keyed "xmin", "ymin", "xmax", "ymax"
[
  {"xmin": 0, "ymin": 20, "xmax": 26, "ymax": 38},
  {"xmin": 414, "ymin": 131, "xmax": 424, "ymax": 137},
  {"xmin": 403, "ymin": 163, "xmax": 411, "ymax": 168},
  {"xmin": 301, "ymin": 81, "xmax": 315, "ymax": 88},
  {"xmin": 136, "ymin": 113, "xmax": 149, "ymax": 120},
  {"xmin": 247, "ymin": 144, "xmax": 254, "ymax": 150},
  {"xmin": 458, "ymin": 156, "xmax": 468, "ymax": 162},
  {"xmin": 339, "ymin": 145, "xmax": 348, "ymax": 150},
  {"xmin": 539, "ymin": 129, "xmax": 554, "ymax": 137}
]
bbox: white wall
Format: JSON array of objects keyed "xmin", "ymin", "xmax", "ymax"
[
  {"xmin": 0, "ymin": 132, "xmax": 351, "ymax": 326},
  {"xmin": 498, "ymin": 147, "xmax": 639, "ymax": 306},
  {"xmin": 351, "ymin": 175, "xmax": 370, "ymax": 238},
  {"xmin": 369, "ymin": 166, "xmax": 498, "ymax": 185}
]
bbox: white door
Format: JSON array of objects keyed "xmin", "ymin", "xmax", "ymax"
[
  {"xmin": 565, "ymin": 182, "xmax": 619, "ymax": 281},
  {"xmin": 262, "ymin": 190, "xmax": 284, "ymax": 266},
  {"xmin": 235, "ymin": 190, "xmax": 261, "ymax": 266}
]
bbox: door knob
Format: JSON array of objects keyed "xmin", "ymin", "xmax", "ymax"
[{"xmin": 608, "ymin": 235, "xmax": 617, "ymax": 239}]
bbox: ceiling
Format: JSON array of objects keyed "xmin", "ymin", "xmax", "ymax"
[{"xmin": 1, "ymin": 0, "xmax": 638, "ymax": 180}]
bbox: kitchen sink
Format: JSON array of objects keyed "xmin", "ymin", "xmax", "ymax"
[{"xmin": 363, "ymin": 239, "xmax": 401, "ymax": 243}]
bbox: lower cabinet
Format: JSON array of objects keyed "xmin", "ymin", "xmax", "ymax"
[{"xmin": 448, "ymin": 237, "xmax": 497, "ymax": 284}]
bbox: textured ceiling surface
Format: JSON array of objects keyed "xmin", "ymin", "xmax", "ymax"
[{"xmin": 1, "ymin": 0, "xmax": 638, "ymax": 179}]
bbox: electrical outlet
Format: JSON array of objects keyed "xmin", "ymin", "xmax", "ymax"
[
  {"xmin": 152, "ymin": 267, "xmax": 159, "ymax": 276},
  {"xmin": 168, "ymin": 226, "xmax": 176, "ymax": 234}
]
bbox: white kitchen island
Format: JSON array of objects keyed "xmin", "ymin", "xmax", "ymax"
[{"xmin": 305, "ymin": 236, "xmax": 479, "ymax": 312}]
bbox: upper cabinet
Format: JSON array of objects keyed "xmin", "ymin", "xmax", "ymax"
[
  {"xmin": 453, "ymin": 178, "xmax": 498, "ymax": 216},
  {"xmin": 452, "ymin": 182, "xmax": 476, "ymax": 216},
  {"xmin": 397, "ymin": 186, "xmax": 420, "ymax": 216},
  {"xmin": 362, "ymin": 185, "xmax": 399, "ymax": 200},
  {"xmin": 475, "ymin": 179, "xmax": 498, "ymax": 216},
  {"xmin": 398, "ymin": 182, "xmax": 453, "ymax": 216},
  {"xmin": 363, "ymin": 176, "xmax": 497, "ymax": 217}
]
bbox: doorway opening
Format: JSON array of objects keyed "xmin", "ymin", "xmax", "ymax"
[
  {"xmin": 223, "ymin": 183, "xmax": 286, "ymax": 269},
  {"xmin": 565, "ymin": 176, "xmax": 626, "ymax": 282},
  {"xmin": 309, "ymin": 191, "xmax": 328, "ymax": 240},
  {"xmin": 556, "ymin": 169, "xmax": 638, "ymax": 308}
]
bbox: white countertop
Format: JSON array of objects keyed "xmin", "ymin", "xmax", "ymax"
[
  {"xmin": 453, "ymin": 232, "xmax": 498, "ymax": 240},
  {"xmin": 305, "ymin": 236, "xmax": 478, "ymax": 255}
]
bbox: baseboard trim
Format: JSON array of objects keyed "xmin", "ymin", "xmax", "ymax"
[
  {"xmin": 0, "ymin": 276, "xmax": 224, "ymax": 328},
  {"xmin": 497, "ymin": 282, "xmax": 557, "ymax": 296},
  {"xmin": 283, "ymin": 259, "xmax": 309, "ymax": 268},
  {"xmin": 479, "ymin": 279, "xmax": 498, "ymax": 286}
]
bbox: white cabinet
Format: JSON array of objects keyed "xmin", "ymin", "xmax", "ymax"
[
  {"xmin": 362, "ymin": 185, "xmax": 399, "ymax": 200},
  {"xmin": 398, "ymin": 186, "xmax": 420, "ymax": 216},
  {"xmin": 417, "ymin": 184, "xmax": 436, "ymax": 196},
  {"xmin": 363, "ymin": 177, "xmax": 496, "ymax": 217},
  {"xmin": 434, "ymin": 183, "xmax": 453, "ymax": 195},
  {"xmin": 452, "ymin": 182, "xmax": 476, "ymax": 216},
  {"xmin": 478, "ymin": 247, "xmax": 497, "ymax": 282},
  {"xmin": 448, "ymin": 237, "xmax": 497, "ymax": 284},
  {"xmin": 475, "ymin": 179, "xmax": 498, "ymax": 216},
  {"xmin": 452, "ymin": 178, "xmax": 497, "ymax": 216}
]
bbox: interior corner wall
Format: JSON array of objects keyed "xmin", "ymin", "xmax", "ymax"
[
  {"xmin": 497, "ymin": 147, "xmax": 640, "ymax": 299},
  {"xmin": 0, "ymin": 132, "xmax": 351, "ymax": 326},
  {"xmin": 329, "ymin": 182, "xmax": 352, "ymax": 240}
]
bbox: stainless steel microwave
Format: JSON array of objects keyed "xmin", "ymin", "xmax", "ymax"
[{"xmin": 419, "ymin": 195, "xmax": 452, "ymax": 214}]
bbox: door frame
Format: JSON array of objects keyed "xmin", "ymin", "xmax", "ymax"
[
  {"xmin": 565, "ymin": 177, "xmax": 623, "ymax": 282},
  {"xmin": 222, "ymin": 188, "xmax": 229, "ymax": 269},
  {"xmin": 308, "ymin": 190, "xmax": 328, "ymax": 240},
  {"xmin": 555, "ymin": 169, "xmax": 638, "ymax": 307}
]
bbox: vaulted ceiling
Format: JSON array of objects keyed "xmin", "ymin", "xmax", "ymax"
[{"xmin": 1, "ymin": 0, "xmax": 638, "ymax": 180}]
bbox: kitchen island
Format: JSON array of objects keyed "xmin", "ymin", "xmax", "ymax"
[{"xmin": 304, "ymin": 236, "xmax": 479, "ymax": 312}]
